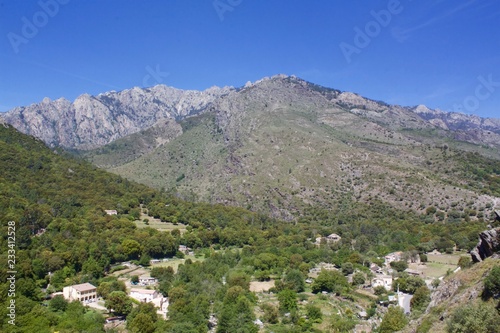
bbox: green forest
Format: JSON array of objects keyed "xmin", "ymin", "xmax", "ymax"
[{"xmin": 0, "ymin": 124, "xmax": 497, "ymax": 332}]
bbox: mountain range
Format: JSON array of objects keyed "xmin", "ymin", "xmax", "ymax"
[{"xmin": 3, "ymin": 74, "xmax": 500, "ymax": 220}]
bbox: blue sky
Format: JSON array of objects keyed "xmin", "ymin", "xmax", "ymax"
[{"xmin": 1, "ymin": 0, "xmax": 499, "ymax": 118}]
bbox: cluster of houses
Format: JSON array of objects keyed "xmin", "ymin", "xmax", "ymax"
[
  {"xmin": 305, "ymin": 249, "xmax": 423, "ymax": 315},
  {"xmin": 370, "ymin": 251, "xmax": 424, "ymax": 291},
  {"xmin": 60, "ymin": 246, "xmax": 429, "ymax": 320},
  {"xmin": 58, "ymin": 242, "xmax": 196, "ymax": 319}
]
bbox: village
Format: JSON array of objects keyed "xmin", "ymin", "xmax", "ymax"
[{"xmin": 51, "ymin": 228, "xmax": 464, "ymax": 331}]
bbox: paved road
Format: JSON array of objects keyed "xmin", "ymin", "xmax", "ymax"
[{"xmin": 398, "ymin": 292, "xmax": 413, "ymax": 314}]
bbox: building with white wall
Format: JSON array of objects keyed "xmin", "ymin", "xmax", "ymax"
[{"xmin": 63, "ymin": 283, "xmax": 97, "ymax": 303}]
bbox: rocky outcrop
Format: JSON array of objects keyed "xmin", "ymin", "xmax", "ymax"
[
  {"xmin": 412, "ymin": 105, "xmax": 500, "ymax": 134},
  {"xmin": 427, "ymin": 277, "xmax": 462, "ymax": 309},
  {"xmin": 470, "ymin": 227, "xmax": 500, "ymax": 262},
  {"xmin": 3, "ymin": 85, "xmax": 233, "ymax": 149}
]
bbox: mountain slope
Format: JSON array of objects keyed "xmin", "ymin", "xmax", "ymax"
[
  {"xmin": 3, "ymin": 75, "xmax": 500, "ymax": 220},
  {"xmin": 106, "ymin": 76, "xmax": 500, "ymax": 220}
]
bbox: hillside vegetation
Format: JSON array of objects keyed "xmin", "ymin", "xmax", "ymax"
[
  {"xmin": 1, "ymin": 124, "xmax": 497, "ymax": 332},
  {"xmin": 92, "ymin": 76, "xmax": 500, "ymax": 221}
]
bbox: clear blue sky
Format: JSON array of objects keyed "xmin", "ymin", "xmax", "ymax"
[{"xmin": 1, "ymin": 0, "xmax": 499, "ymax": 118}]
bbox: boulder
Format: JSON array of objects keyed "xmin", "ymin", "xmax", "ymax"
[{"xmin": 470, "ymin": 227, "xmax": 500, "ymax": 262}]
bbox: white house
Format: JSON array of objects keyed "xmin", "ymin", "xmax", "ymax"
[
  {"xmin": 139, "ymin": 275, "xmax": 158, "ymax": 286},
  {"xmin": 315, "ymin": 233, "xmax": 342, "ymax": 246},
  {"xmin": 130, "ymin": 289, "xmax": 159, "ymax": 303},
  {"xmin": 372, "ymin": 275, "xmax": 393, "ymax": 291},
  {"xmin": 63, "ymin": 283, "xmax": 97, "ymax": 303},
  {"xmin": 178, "ymin": 245, "xmax": 191, "ymax": 254},
  {"xmin": 384, "ymin": 251, "xmax": 403, "ymax": 266},
  {"xmin": 152, "ymin": 297, "xmax": 169, "ymax": 318},
  {"xmin": 105, "ymin": 210, "xmax": 118, "ymax": 215},
  {"xmin": 326, "ymin": 233, "xmax": 341, "ymax": 242}
]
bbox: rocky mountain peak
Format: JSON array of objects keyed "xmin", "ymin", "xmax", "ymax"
[
  {"xmin": 2, "ymin": 75, "xmax": 500, "ymax": 151},
  {"xmin": 3, "ymin": 84, "xmax": 232, "ymax": 149}
]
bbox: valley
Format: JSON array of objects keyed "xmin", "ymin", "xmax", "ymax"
[{"xmin": 1, "ymin": 76, "xmax": 499, "ymax": 333}]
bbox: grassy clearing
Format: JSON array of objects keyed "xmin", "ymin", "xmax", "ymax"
[
  {"xmin": 249, "ymin": 280, "xmax": 275, "ymax": 292},
  {"xmin": 134, "ymin": 211, "xmax": 187, "ymax": 233},
  {"xmin": 422, "ymin": 262, "xmax": 456, "ymax": 278},
  {"xmin": 416, "ymin": 252, "xmax": 462, "ymax": 278},
  {"xmin": 427, "ymin": 253, "xmax": 461, "ymax": 265},
  {"xmin": 134, "ymin": 218, "xmax": 187, "ymax": 233},
  {"xmin": 150, "ymin": 255, "xmax": 204, "ymax": 273}
]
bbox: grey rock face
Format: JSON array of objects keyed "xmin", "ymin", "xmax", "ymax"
[
  {"xmin": 470, "ymin": 227, "xmax": 500, "ymax": 262},
  {"xmin": 3, "ymin": 75, "xmax": 500, "ymax": 150},
  {"xmin": 412, "ymin": 105, "xmax": 500, "ymax": 147},
  {"xmin": 413, "ymin": 105, "xmax": 500, "ymax": 133},
  {"xmin": 3, "ymin": 85, "xmax": 233, "ymax": 149}
]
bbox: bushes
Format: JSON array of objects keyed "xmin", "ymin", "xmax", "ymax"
[
  {"xmin": 483, "ymin": 265, "xmax": 500, "ymax": 297},
  {"xmin": 276, "ymin": 269, "xmax": 305, "ymax": 293},
  {"xmin": 393, "ymin": 276, "xmax": 426, "ymax": 294},
  {"xmin": 341, "ymin": 262, "xmax": 354, "ymax": 275},
  {"xmin": 311, "ymin": 270, "xmax": 349, "ymax": 295},
  {"xmin": 305, "ymin": 304, "xmax": 322, "ymax": 323},
  {"xmin": 457, "ymin": 256, "xmax": 472, "ymax": 269},
  {"xmin": 277, "ymin": 289, "xmax": 298, "ymax": 313},
  {"xmin": 447, "ymin": 303, "xmax": 500, "ymax": 333},
  {"xmin": 410, "ymin": 286, "xmax": 431, "ymax": 311},
  {"xmin": 390, "ymin": 260, "xmax": 408, "ymax": 272},
  {"xmin": 352, "ymin": 272, "xmax": 366, "ymax": 286},
  {"xmin": 374, "ymin": 285, "xmax": 387, "ymax": 295},
  {"xmin": 261, "ymin": 303, "xmax": 279, "ymax": 324},
  {"xmin": 379, "ymin": 306, "xmax": 408, "ymax": 333},
  {"xmin": 329, "ymin": 314, "xmax": 356, "ymax": 332}
]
